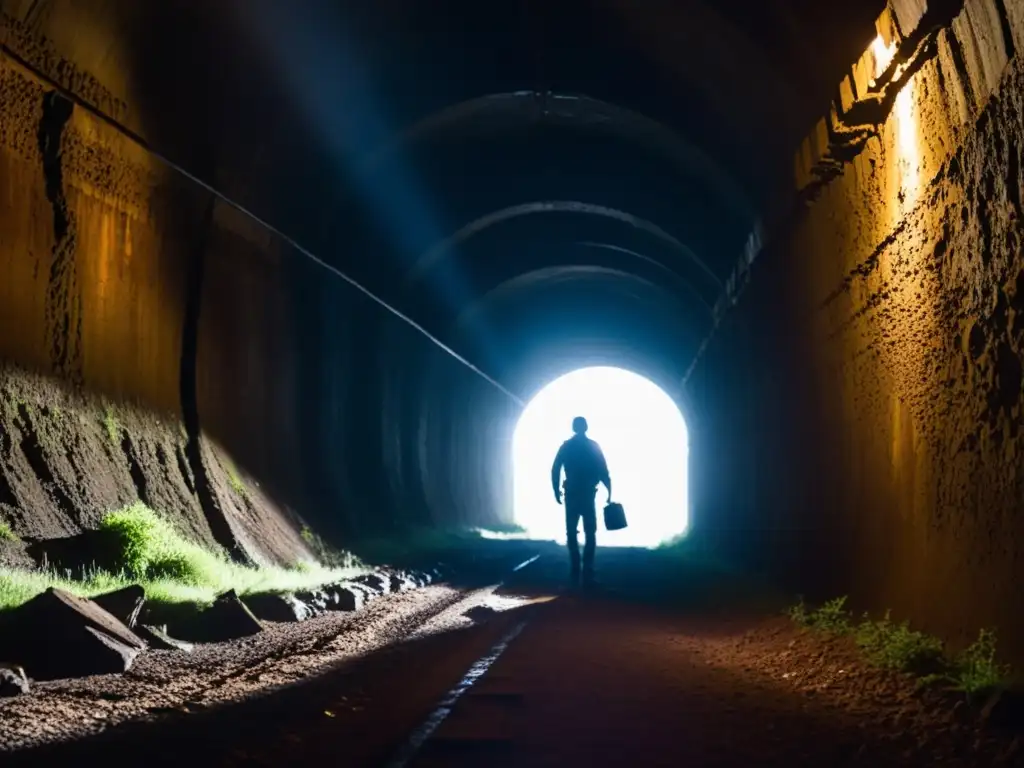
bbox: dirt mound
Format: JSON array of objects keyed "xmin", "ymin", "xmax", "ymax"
[{"xmin": 0, "ymin": 363, "xmax": 316, "ymax": 570}]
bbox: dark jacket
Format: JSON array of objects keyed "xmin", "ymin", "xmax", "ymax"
[{"xmin": 551, "ymin": 434, "xmax": 610, "ymax": 496}]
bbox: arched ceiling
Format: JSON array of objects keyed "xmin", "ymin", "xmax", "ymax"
[{"xmin": 38, "ymin": 0, "xmax": 884, "ymax": 399}]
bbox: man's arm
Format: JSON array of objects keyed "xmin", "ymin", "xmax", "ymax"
[
  {"xmin": 551, "ymin": 443, "xmax": 565, "ymax": 504},
  {"xmin": 595, "ymin": 444, "xmax": 612, "ymax": 498}
]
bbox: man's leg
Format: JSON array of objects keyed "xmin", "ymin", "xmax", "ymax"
[
  {"xmin": 565, "ymin": 500, "xmax": 582, "ymax": 585},
  {"xmin": 581, "ymin": 498, "xmax": 597, "ymax": 586}
]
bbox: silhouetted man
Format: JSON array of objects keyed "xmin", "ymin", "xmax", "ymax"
[{"xmin": 551, "ymin": 416, "xmax": 611, "ymax": 588}]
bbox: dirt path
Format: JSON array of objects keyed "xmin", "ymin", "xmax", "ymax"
[
  {"xmin": 406, "ymin": 592, "xmax": 1020, "ymax": 767},
  {"xmin": 4, "ymin": 546, "xmax": 1021, "ymax": 766}
]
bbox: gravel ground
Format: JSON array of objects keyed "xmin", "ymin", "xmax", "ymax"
[
  {"xmin": 0, "ymin": 584, "xmax": 467, "ymax": 752},
  {"xmin": 403, "ymin": 594, "xmax": 1024, "ymax": 767},
  {"xmin": 689, "ymin": 615, "xmax": 1023, "ymax": 766}
]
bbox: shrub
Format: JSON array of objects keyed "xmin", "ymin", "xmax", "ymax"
[
  {"xmin": 789, "ymin": 596, "xmax": 852, "ymax": 634},
  {"xmin": 949, "ymin": 629, "xmax": 1010, "ymax": 696},
  {"xmin": 0, "ymin": 521, "xmax": 17, "ymax": 542},
  {"xmin": 855, "ymin": 611, "xmax": 945, "ymax": 675}
]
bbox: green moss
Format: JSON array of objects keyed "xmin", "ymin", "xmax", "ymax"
[
  {"xmin": 221, "ymin": 456, "xmax": 246, "ymax": 497},
  {"xmin": 103, "ymin": 406, "xmax": 120, "ymax": 443},
  {"xmin": 0, "ymin": 521, "xmax": 18, "ymax": 542}
]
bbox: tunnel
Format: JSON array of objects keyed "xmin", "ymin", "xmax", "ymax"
[{"xmin": 2, "ymin": 0, "xmax": 1024, "ymax": 719}]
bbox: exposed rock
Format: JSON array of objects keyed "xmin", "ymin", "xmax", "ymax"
[
  {"xmin": 320, "ymin": 583, "xmax": 366, "ymax": 612},
  {"xmin": 389, "ymin": 571, "xmax": 417, "ymax": 593},
  {"xmin": 25, "ymin": 530, "xmax": 117, "ymax": 574},
  {"xmin": 294, "ymin": 589, "xmax": 330, "ymax": 616},
  {"xmin": 138, "ymin": 601, "xmax": 203, "ymax": 639},
  {"xmin": 244, "ymin": 592, "xmax": 313, "ymax": 623},
  {"xmin": 180, "ymin": 590, "xmax": 263, "ymax": 643},
  {"xmin": 0, "ymin": 588, "xmax": 145, "ymax": 680},
  {"xmin": 0, "ymin": 663, "xmax": 29, "ymax": 697},
  {"xmin": 93, "ymin": 585, "xmax": 146, "ymax": 628},
  {"xmin": 137, "ymin": 625, "xmax": 194, "ymax": 653},
  {"xmin": 355, "ymin": 572, "xmax": 389, "ymax": 594}
]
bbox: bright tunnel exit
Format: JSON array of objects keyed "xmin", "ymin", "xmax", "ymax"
[{"xmin": 512, "ymin": 366, "xmax": 689, "ymax": 548}]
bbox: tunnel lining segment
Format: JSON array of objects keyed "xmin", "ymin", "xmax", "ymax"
[
  {"xmin": 407, "ymin": 201, "xmax": 723, "ymax": 297},
  {"xmin": 0, "ymin": 38, "xmax": 524, "ymax": 409}
]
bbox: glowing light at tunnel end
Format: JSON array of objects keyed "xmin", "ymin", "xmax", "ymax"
[{"xmin": 512, "ymin": 366, "xmax": 689, "ymax": 548}]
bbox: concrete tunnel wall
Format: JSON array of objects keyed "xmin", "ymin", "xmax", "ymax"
[
  {"xmin": 692, "ymin": 0, "xmax": 1024, "ymax": 663},
  {"xmin": 0, "ymin": 4, "xmax": 519, "ymax": 566}
]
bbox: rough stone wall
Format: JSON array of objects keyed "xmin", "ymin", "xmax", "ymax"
[
  {"xmin": 696, "ymin": 0, "xmax": 1024, "ymax": 662},
  {"xmin": 0, "ymin": 12, "xmax": 316, "ymax": 566},
  {"xmin": 0, "ymin": 3, "xmax": 520, "ymax": 566}
]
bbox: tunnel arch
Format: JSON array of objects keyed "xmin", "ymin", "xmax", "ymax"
[
  {"xmin": 360, "ymin": 91, "xmax": 756, "ymax": 222},
  {"xmin": 405, "ymin": 201, "xmax": 722, "ymax": 291}
]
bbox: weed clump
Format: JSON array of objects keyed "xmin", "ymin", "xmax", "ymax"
[
  {"xmin": 855, "ymin": 611, "xmax": 945, "ymax": 675},
  {"xmin": 99, "ymin": 503, "xmax": 214, "ymax": 584},
  {"xmin": 949, "ymin": 629, "xmax": 1010, "ymax": 696},
  {"xmin": 102, "ymin": 406, "xmax": 119, "ymax": 443},
  {"xmin": 0, "ymin": 521, "xmax": 17, "ymax": 542},
  {"xmin": 788, "ymin": 596, "xmax": 852, "ymax": 634},
  {"xmin": 788, "ymin": 596, "xmax": 1012, "ymax": 698}
]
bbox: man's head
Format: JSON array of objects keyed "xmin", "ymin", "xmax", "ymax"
[{"xmin": 572, "ymin": 416, "xmax": 588, "ymax": 435}]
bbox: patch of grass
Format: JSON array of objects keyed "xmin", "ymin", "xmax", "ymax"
[
  {"xmin": 788, "ymin": 596, "xmax": 852, "ymax": 634},
  {"xmin": 790, "ymin": 596, "xmax": 1012, "ymax": 698},
  {"xmin": 102, "ymin": 406, "xmax": 119, "ymax": 443},
  {"xmin": 948, "ymin": 629, "xmax": 1010, "ymax": 696},
  {"xmin": 0, "ymin": 521, "xmax": 18, "ymax": 542},
  {"xmin": 855, "ymin": 611, "xmax": 945, "ymax": 675},
  {"xmin": 0, "ymin": 504, "xmax": 364, "ymax": 612},
  {"xmin": 0, "ymin": 566, "xmax": 129, "ymax": 612}
]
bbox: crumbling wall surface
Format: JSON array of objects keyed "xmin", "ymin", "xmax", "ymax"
[
  {"xmin": 0, "ymin": 16, "xmax": 316, "ymax": 567},
  {"xmin": 697, "ymin": 0, "xmax": 1024, "ymax": 660}
]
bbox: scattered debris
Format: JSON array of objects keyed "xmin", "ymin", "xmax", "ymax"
[
  {"xmin": 244, "ymin": 593, "xmax": 314, "ymax": 623},
  {"xmin": 136, "ymin": 625, "xmax": 194, "ymax": 653},
  {"xmin": 0, "ymin": 663, "xmax": 29, "ymax": 697},
  {"xmin": 321, "ymin": 583, "xmax": 367, "ymax": 612},
  {"xmin": 354, "ymin": 572, "xmax": 389, "ymax": 595}
]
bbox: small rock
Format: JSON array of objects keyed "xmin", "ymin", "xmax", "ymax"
[
  {"xmin": 137, "ymin": 625, "xmax": 194, "ymax": 653},
  {"xmin": 389, "ymin": 572, "xmax": 417, "ymax": 593},
  {"xmin": 168, "ymin": 590, "xmax": 263, "ymax": 643},
  {"xmin": 294, "ymin": 589, "xmax": 329, "ymax": 616},
  {"xmin": 354, "ymin": 573, "xmax": 389, "ymax": 595},
  {"xmin": 244, "ymin": 593, "xmax": 313, "ymax": 623},
  {"xmin": 0, "ymin": 663, "xmax": 29, "ymax": 697},
  {"xmin": 93, "ymin": 585, "xmax": 146, "ymax": 629},
  {"xmin": 321, "ymin": 583, "xmax": 366, "ymax": 612}
]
